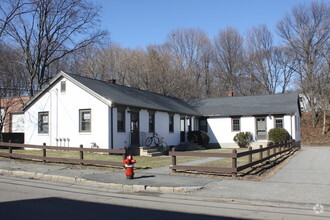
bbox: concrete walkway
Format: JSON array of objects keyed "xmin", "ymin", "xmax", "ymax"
[
  {"xmin": 194, "ymin": 147, "xmax": 330, "ymax": 205},
  {"xmin": 266, "ymin": 147, "xmax": 330, "ymax": 185}
]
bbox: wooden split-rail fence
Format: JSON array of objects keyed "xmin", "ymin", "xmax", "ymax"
[
  {"xmin": 170, "ymin": 140, "xmax": 297, "ymax": 176},
  {"xmin": 0, "ymin": 142, "xmax": 126, "ymax": 167}
]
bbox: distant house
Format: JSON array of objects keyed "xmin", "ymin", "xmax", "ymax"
[
  {"xmin": 23, "ymin": 71, "xmax": 301, "ymax": 149},
  {"xmin": 1, "ymin": 96, "xmax": 29, "ymax": 133}
]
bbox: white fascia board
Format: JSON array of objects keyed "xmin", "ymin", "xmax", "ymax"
[
  {"xmin": 61, "ymin": 71, "xmax": 113, "ymax": 107},
  {"xmin": 23, "ymin": 71, "xmax": 113, "ymax": 111}
]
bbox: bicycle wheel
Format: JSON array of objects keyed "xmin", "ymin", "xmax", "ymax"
[
  {"xmin": 157, "ymin": 142, "xmax": 168, "ymax": 153},
  {"xmin": 153, "ymin": 136, "xmax": 160, "ymax": 146},
  {"xmin": 161, "ymin": 142, "xmax": 169, "ymax": 152},
  {"xmin": 145, "ymin": 137, "xmax": 153, "ymax": 146}
]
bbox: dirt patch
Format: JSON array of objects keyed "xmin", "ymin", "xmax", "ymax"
[
  {"xmin": 301, "ymin": 112, "xmax": 330, "ymax": 145},
  {"xmin": 169, "ymin": 148, "xmax": 300, "ymax": 181}
]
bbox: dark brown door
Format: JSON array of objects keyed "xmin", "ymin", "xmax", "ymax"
[
  {"xmin": 130, "ymin": 111, "xmax": 139, "ymax": 146},
  {"xmin": 180, "ymin": 117, "xmax": 186, "ymax": 142}
]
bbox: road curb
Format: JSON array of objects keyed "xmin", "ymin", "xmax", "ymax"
[{"xmin": 0, "ymin": 169, "xmax": 203, "ymax": 193}]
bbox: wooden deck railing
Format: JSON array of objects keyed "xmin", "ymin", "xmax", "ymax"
[
  {"xmin": 170, "ymin": 140, "xmax": 297, "ymax": 176},
  {"xmin": 0, "ymin": 142, "xmax": 126, "ymax": 167}
]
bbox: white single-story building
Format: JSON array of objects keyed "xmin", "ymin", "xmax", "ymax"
[
  {"xmin": 23, "ymin": 71, "xmax": 301, "ymax": 149},
  {"xmin": 187, "ymin": 94, "xmax": 301, "ymax": 148}
]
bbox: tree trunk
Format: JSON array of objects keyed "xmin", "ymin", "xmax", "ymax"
[
  {"xmin": 322, "ymin": 110, "xmax": 327, "ymax": 135},
  {"xmin": 311, "ymin": 110, "xmax": 318, "ymax": 128}
]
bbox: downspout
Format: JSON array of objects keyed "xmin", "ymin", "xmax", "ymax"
[
  {"xmin": 49, "ymin": 91, "xmax": 52, "ymax": 145},
  {"xmin": 290, "ymin": 114, "xmax": 293, "ymax": 139},
  {"xmin": 110, "ymin": 106, "xmax": 114, "ymax": 149},
  {"xmin": 56, "ymin": 89, "xmax": 58, "ymax": 144}
]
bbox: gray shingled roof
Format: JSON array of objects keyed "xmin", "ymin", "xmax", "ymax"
[
  {"xmin": 23, "ymin": 72, "xmax": 300, "ymax": 117},
  {"xmin": 66, "ymin": 73, "xmax": 200, "ymax": 115},
  {"xmin": 187, "ymin": 93, "xmax": 300, "ymax": 117}
]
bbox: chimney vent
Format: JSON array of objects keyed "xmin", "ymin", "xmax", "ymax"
[
  {"xmin": 228, "ymin": 91, "xmax": 233, "ymax": 97},
  {"xmin": 107, "ymin": 79, "xmax": 116, "ymax": 84}
]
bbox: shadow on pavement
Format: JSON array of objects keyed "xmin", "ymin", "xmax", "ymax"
[
  {"xmin": 0, "ymin": 197, "xmax": 244, "ymax": 220},
  {"xmin": 133, "ymin": 175, "xmax": 156, "ymax": 179}
]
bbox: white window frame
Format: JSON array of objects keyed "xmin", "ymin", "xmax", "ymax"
[
  {"xmin": 275, "ymin": 116, "xmax": 284, "ymax": 128},
  {"xmin": 38, "ymin": 112, "xmax": 49, "ymax": 134},
  {"xmin": 60, "ymin": 81, "xmax": 66, "ymax": 93},
  {"xmin": 79, "ymin": 109, "xmax": 91, "ymax": 132},
  {"xmin": 232, "ymin": 117, "xmax": 241, "ymax": 132}
]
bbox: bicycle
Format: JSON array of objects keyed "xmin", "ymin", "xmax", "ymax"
[{"xmin": 145, "ymin": 132, "xmax": 169, "ymax": 153}]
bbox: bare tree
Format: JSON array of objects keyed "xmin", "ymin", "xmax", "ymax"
[
  {"xmin": 247, "ymin": 24, "xmax": 295, "ymax": 94},
  {"xmin": 6, "ymin": 0, "xmax": 108, "ymax": 96},
  {"xmin": 320, "ymin": 42, "xmax": 330, "ymax": 135},
  {"xmin": 166, "ymin": 28, "xmax": 211, "ymax": 98},
  {"xmin": 213, "ymin": 27, "xmax": 247, "ymax": 96},
  {"xmin": 144, "ymin": 44, "xmax": 189, "ymax": 98},
  {"xmin": 274, "ymin": 46, "xmax": 296, "ymax": 93},
  {"xmin": 0, "ymin": 0, "xmax": 29, "ymax": 39},
  {"xmin": 277, "ymin": 2, "xmax": 330, "ymax": 127}
]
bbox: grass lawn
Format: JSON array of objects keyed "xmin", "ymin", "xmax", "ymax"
[
  {"xmin": 192, "ymin": 148, "xmax": 239, "ymax": 153},
  {"xmin": 200, "ymin": 154, "xmax": 261, "ymax": 168},
  {"xmin": 0, "ymin": 149, "xmax": 200, "ymax": 169},
  {"xmin": 192, "ymin": 148, "xmax": 261, "ymax": 168}
]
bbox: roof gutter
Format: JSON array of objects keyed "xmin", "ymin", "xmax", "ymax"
[{"xmin": 110, "ymin": 106, "xmax": 114, "ymax": 149}]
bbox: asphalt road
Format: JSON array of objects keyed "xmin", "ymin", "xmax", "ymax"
[{"xmin": 0, "ymin": 175, "xmax": 328, "ymax": 220}]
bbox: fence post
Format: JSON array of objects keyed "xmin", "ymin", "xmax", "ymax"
[
  {"xmin": 171, "ymin": 147, "xmax": 177, "ymax": 173},
  {"xmin": 8, "ymin": 140, "xmax": 12, "ymax": 159},
  {"xmin": 259, "ymin": 145, "xmax": 263, "ymax": 160},
  {"xmin": 248, "ymin": 147, "xmax": 252, "ymax": 164},
  {"xmin": 123, "ymin": 147, "xmax": 128, "ymax": 160},
  {"xmin": 267, "ymin": 142, "xmax": 271, "ymax": 157},
  {"xmin": 80, "ymin": 144, "xmax": 84, "ymax": 165},
  {"xmin": 273, "ymin": 142, "xmax": 277, "ymax": 156},
  {"xmin": 42, "ymin": 143, "xmax": 46, "ymax": 163},
  {"xmin": 232, "ymin": 149, "xmax": 237, "ymax": 177}
]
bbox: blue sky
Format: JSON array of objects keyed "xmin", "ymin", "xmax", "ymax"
[{"xmin": 96, "ymin": 0, "xmax": 318, "ymax": 49}]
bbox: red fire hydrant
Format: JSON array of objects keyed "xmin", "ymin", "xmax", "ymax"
[{"xmin": 123, "ymin": 155, "xmax": 136, "ymax": 179}]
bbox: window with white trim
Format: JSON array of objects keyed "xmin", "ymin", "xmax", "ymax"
[
  {"xmin": 38, "ymin": 112, "xmax": 49, "ymax": 133},
  {"xmin": 60, "ymin": 81, "xmax": 66, "ymax": 93},
  {"xmin": 275, "ymin": 117, "xmax": 283, "ymax": 128},
  {"xmin": 149, "ymin": 111, "xmax": 155, "ymax": 133},
  {"xmin": 79, "ymin": 109, "xmax": 91, "ymax": 132},
  {"xmin": 1, "ymin": 108, "xmax": 5, "ymax": 132},
  {"xmin": 232, "ymin": 117, "xmax": 240, "ymax": 131},
  {"xmin": 117, "ymin": 108, "xmax": 125, "ymax": 132},
  {"xmin": 169, "ymin": 114, "xmax": 174, "ymax": 133},
  {"xmin": 199, "ymin": 118, "xmax": 208, "ymax": 132}
]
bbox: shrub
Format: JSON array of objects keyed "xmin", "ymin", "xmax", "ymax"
[
  {"xmin": 233, "ymin": 132, "xmax": 252, "ymax": 148},
  {"xmin": 268, "ymin": 128, "xmax": 290, "ymax": 143},
  {"xmin": 187, "ymin": 131, "xmax": 210, "ymax": 147}
]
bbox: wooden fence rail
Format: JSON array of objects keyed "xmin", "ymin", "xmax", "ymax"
[
  {"xmin": 169, "ymin": 140, "xmax": 297, "ymax": 176},
  {"xmin": 0, "ymin": 142, "xmax": 127, "ymax": 167}
]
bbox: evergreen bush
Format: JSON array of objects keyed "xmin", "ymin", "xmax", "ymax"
[
  {"xmin": 233, "ymin": 132, "xmax": 252, "ymax": 148},
  {"xmin": 268, "ymin": 128, "xmax": 290, "ymax": 143}
]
